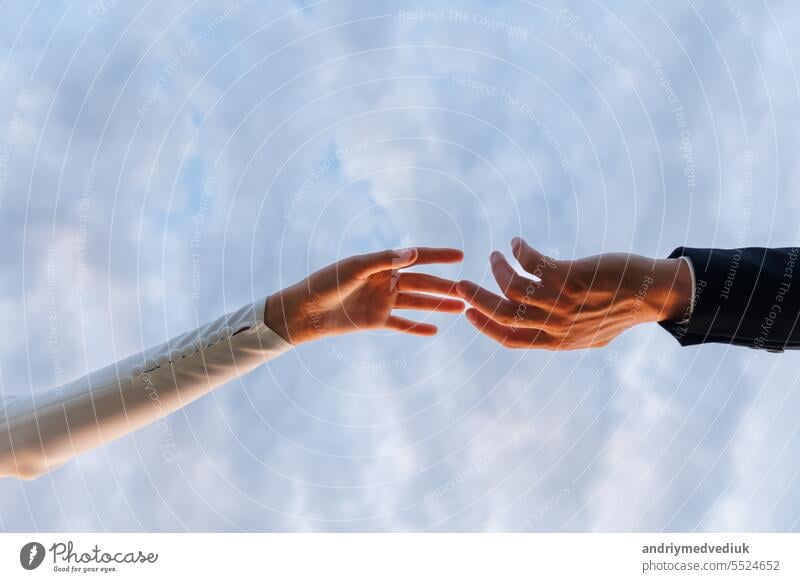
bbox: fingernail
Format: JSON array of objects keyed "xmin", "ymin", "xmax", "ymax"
[
  {"xmin": 512, "ymin": 237, "xmax": 521, "ymax": 249},
  {"xmin": 455, "ymin": 281, "xmax": 467, "ymax": 297}
]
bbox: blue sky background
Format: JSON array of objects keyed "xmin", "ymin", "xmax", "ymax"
[{"xmin": 1, "ymin": 0, "xmax": 800, "ymax": 532}]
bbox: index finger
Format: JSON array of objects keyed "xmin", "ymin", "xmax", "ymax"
[
  {"xmin": 348, "ymin": 247, "xmax": 463, "ymax": 279},
  {"xmin": 407, "ymin": 247, "xmax": 464, "ymax": 266},
  {"xmin": 491, "ymin": 251, "xmax": 557, "ymax": 305}
]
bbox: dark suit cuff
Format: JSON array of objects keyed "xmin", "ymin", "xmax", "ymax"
[
  {"xmin": 657, "ymin": 247, "xmax": 710, "ymax": 347},
  {"xmin": 657, "ymin": 246, "xmax": 798, "ymax": 352}
]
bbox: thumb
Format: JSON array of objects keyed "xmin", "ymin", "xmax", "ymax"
[{"xmin": 511, "ymin": 237, "xmax": 557, "ymax": 275}]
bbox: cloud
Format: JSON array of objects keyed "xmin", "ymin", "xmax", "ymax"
[{"xmin": 1, "ymin": 0, "xmax": 799, "ymax": 532}]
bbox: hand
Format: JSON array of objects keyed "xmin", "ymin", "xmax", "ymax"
[
  {"xmin": 456, "ymin": 238, "xmax": 693, "ymax": 350},
  {"xmin": 265, "ymin": 247, "xmax": 465, "ymax": 345}
]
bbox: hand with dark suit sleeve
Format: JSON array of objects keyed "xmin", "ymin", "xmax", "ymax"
[
  {"xmin": 456, "ymin": 238, "xmax": 694, "ymax": 350},
  {"xmin": 457, "ymin": 238, "xmax": 800, "ymax": 352},
  {"xmin": 659, "ymin": 246, "xmax": 800, "ymax": 352}
]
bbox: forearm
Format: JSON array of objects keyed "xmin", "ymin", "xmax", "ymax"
[{"xmin": 0, "ymin": 297, "xmax": 292, "ymax": 479}]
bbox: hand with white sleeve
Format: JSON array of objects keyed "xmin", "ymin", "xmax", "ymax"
[
  {"xmin": 265, "ymin": 246, "xmax": 465, "ymax": 344},
  {"xmin": 0, "ymin": 247, "xmax": 463, "ymax": 479}
]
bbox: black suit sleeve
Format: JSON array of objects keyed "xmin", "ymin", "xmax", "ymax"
[{"xmin": 658, "ymin": 247, "xmax": 800, "ymax": 352}]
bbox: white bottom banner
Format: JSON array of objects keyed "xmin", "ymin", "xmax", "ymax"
[{"xmin": 0, "ymin": 533, "xmax": 797, "ymax": 581}]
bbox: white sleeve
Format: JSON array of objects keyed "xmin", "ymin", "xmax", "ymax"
[{"xmin": 0, "ymin": 296, "xmax": 293, "ymax": 480}]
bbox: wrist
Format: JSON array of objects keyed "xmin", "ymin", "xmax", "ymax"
[
  {"xmin": 264, "ymin": 293, "xmax": 308, "ymax": 346},
  {"xmin": 650, "ymin": 258, "xmax": 694, "ymax": 323}
]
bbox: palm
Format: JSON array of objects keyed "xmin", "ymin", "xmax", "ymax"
[
  {"xmin": 329, "ymin": 271, "xmax": 399, "ymax": 329},
  {"xmin": 266, "ymin": 247, "xmax": 464, "ymax": 345}
]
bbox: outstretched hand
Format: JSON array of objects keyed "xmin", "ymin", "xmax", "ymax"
[
  {"xmin": 456, "ymin": 238, "xmax": 693, "ymax": 350},
  {"xmin": 265, "ymin": 247, "xmax": 465, "ymax": 345}
]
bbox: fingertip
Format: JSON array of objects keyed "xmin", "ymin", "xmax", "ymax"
[
  {"xmin": 491, "ymin": 251, "xmax": 510, "ymax": 268},
  {"xmin": 439, "ymin": 297, "xmax": 465, "ymax": 312},
  {"xmin": 455, "ymin": 280, "xmax": 468, "ymax": 297},
  {"xmin": 450, "ymin": 248, "xmax": 465, "ymax": 262}
]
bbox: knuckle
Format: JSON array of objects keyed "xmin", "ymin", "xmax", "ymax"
[
  {"xmin": 503, "ymin": 276, "xmax": 529, "ymax": 302},
  {"xmin": 541, "ymin": 312, "xmax": 567, "ymax": 332},
  {"xmin": 523, "ymin": 278, "xmax": 545, "ymax": 299},
  {"xmin": 494, "ymin": 307, "xmax": 518, "ymax": 326},
  {"xmin": 507, "ymin": 308, "xmax": 529, "ymax": 327},
  {"xmin": 560, "ymin": 277, "xmax": 585, "ymax": 299},
  {"xmin": 503, "ymin": 288, "xmax": 524, "ymax": 303},
  {"xmin": 494, "ymin": 313, "xmax": 514, "ymax": 326}
]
